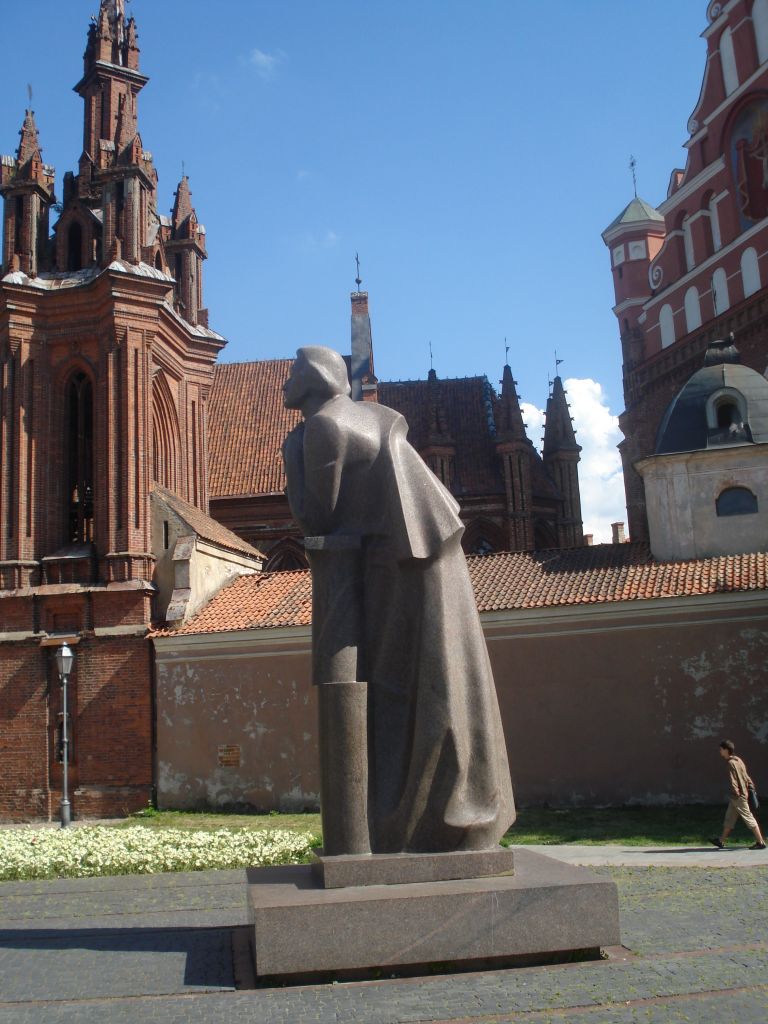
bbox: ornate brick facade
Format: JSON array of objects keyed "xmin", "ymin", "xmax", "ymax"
[
  {"xmin": 604, "ymin": 0, "xmax": 768, "ymax": 540},
  {"xmin": 0, "ymin": 1, "xmax": 223, "ymax": 819}
]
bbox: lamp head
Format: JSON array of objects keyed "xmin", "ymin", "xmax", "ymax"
[{"xmin": 55, "ymin": 642, "xmax": 74, "ymax": 680}]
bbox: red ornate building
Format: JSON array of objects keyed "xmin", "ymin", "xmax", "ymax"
[
  {"xmin": 0, "ymin": 0, "xmax": 230, "ymax": 819},
  {"xmin": 604, "ymin": 0, "xmax": 768, "ymax": 541}
]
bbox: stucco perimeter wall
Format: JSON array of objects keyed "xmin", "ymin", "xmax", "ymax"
[
  {"xmin": 153, "ymin": 591, "xmax": 768, "ymax": 810},
  {"xmin": 486, "ymin": 592, "xmax": 768, "ymax": 806},
  {"xmin": 153, "ymin": 629, "xmax": 319, "ymax": 812}
]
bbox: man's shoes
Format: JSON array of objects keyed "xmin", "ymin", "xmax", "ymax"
[
  {"xmin": 709, "ymin": 837, "xmax": 725, "ymax": 848},
  {"xmin": 750, "ymin": 842, "xmax": 766, "ymax": 850}
]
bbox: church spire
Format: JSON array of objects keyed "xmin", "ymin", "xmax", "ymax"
[
  {"xmin": 166, "ymin": 174, "xmax": 208, "ymax": 326},
  {"xmin": 0, "ymin": 106, "xmax": 55, "ymax": 275},
  {"xmin": 16, "ymin": 108, "xmax": 43, "ymax": 174},
  {"xmin": 543, "ymin": 376, "xmax": 583, "ymax": 547},
  {"xmin": 171, "ymin": 174, "xmax": 194, "ymax": 233},
  {"xmin": 543, "ymin": 376, "xmax": 579, "ymax": 455},
  {"xmin": 497, "ymin": 363, "xmax": 528, "ymax": 441}
]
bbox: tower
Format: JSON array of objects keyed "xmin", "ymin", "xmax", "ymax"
[
  {"xmin": 543, "ymin": 376, "xmax": 583, "ymax": 548},
  {"xmin": 604, "ymin": 1, "xmax": 768, "ymax": 542},
  {"xmin": 0, "ymin": 0, "xmax": 224, "ymax": 820},
  {"xmin": 0, "ymin": 108, "xmax": 56, "ymax": 276},
  {"xmin": 495, "ymin": 364, "xmax": 534, "ymax": 551}
]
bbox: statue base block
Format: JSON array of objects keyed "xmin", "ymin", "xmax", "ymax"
[
  {"xmin": 312, "ymin": 846, "xmax": 515, "ymax": 888},
  {"xmin": 247, "ymin": 848, "xmax": 620, "ymax": 982}
]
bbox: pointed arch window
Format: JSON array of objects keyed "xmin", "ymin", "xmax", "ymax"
[
  {"xmin": 152, "ymin": 371, "xmax": 181, "ymax": 493},
  {"xmin": 67, "ymin": 222, "xmax": 83, "ymax": 272},
  {"xmin": 67, "ymin": 372, "xmax": 94, "ymax": 544}
]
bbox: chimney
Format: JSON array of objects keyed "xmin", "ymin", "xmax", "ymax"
[
  {"xmin": 584, "ymin": 534, "xmax": 593, "ymax": 546},
  {"xmin": 350, "ymin": 290, "xmax": 375, "ymax": 402},
  {"xmin": 611, "ymin": 522, "xmax": 626, "ymax": 544}
]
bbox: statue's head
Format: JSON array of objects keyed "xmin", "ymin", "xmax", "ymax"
[{"xmin": 283, "ymin": 346, "xmax": 351, "ymax": 410}]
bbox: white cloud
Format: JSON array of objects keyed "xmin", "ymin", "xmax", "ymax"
[
  {"xmin": 249, "ymin": 48, "xmax": 284, "ymax": 79},
  {"xmin": 521, "ymin": 379, "xmax": 627, "ymax": 545},
  {"xmin": 298, "ymin": 229, "xmax": 340, "ymax": 253},
  {"xmin": 563, "ymin": 377, "xmax": 626, "ymax": 544},
  {"xmin": 521, "ymin": 402, "xmax": 544, "ymax": 444}
]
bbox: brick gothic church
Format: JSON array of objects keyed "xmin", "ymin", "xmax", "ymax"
[
  {"xmin": 0, "ymin": 1, "xmax": 582, "ymax": 819},
  {"xmin": 604, "ymin": 0, "xmax": 768, "ymax": 542}
]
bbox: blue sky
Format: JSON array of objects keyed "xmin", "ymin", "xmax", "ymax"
[{"xmin": 0, "ymin": 1, "xmax": 710, "ymax": 539}]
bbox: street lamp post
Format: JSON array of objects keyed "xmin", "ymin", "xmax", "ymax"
[{"xmin": 55, "ymin": 642, "xmax": 74, "ymax": 828}]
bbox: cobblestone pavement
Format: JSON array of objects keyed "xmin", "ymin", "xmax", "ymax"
[{"xmin": 0, "ymin": 857, "xmax": 766, "ymax": 1023}]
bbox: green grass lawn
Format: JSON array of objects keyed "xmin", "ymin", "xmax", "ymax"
[{"xmin": 119, "ymin": 804, "xmax": 730, "ymax": 847}]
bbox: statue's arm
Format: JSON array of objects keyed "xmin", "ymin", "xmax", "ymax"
[
  {"xmin": 283, "ymin": 424, "xmax": 307, "ymax": 526},
  {"xmin": 302, "ymin": 417, "xmax": 348, "ymax": 535}
]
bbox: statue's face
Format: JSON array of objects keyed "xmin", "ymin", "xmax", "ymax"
[{"xmin": 283, "ymin": 356, "xmax": 311, "ymax": 409}]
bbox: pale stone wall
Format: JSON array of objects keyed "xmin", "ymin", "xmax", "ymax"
[
  {"xmin": 150, "ymin": 493, "xmax": 261, "ymax": 625},
  {"xmin": 637, "ymin": 446, "xmax": 768, "ymax": 560},
  {"xmin": 152, "ymin": 590, "xmax": 768, "ymax": 810},
  {"xmin": 154, "ymin": 628, "xmax": 319, "ymax": 812}
]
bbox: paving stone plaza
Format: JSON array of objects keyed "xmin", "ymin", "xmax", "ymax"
[{"xmin": 1, "ymin": 847, "xmax": 766, "ymax": 1023}]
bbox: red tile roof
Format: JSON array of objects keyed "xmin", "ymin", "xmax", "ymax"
[
  {"xmin": 152, "ymin": 544, "xmax": 768, "ymax": 637},
  {"xmin": 208, "ymin": 365, "xmax": 513, "ymax": 501},
  {"xmin": 378, "ymin": 377, "xmax": 503, "ymax": 496},
  {"xmin": 208, "ymin": 360, "xmax": 301, "ymax": 497}
]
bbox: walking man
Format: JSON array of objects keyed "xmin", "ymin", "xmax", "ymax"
[{"xmin": 711, "ymin": 740, "xmax": 765, "ymax": 850}]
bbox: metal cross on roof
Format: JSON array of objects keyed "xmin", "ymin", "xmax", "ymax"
[{"xmin": 629, "ymin": 154, "xmax": 638, "ymax": 198}]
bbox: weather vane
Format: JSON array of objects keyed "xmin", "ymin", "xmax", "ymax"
[
  {"xmin": 629, "ymin": 154, "xmax": 638, "ymax": 198},
  {"xmin": 504, "ymin": 336, "xmax": 510, "ymax": 364},
  {"xmin": 27, "ymin": 84, "xmax": 33, "ymax": 109},
  {"xmin": 429, "ymin": 340, "xmax": 434, "ymax": 371},
  {"xmin": 554, "ymin": 350, "xmax": 564, "ymax": 379},
  {"xmin": 355, "ymin": 252, "xmax": 362, "ymax": 291}
]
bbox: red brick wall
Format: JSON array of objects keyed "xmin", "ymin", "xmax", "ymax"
[
  {"xmin": 0, "ymin": 641, "xmax": 52, "ymax": 819},
  {"xmin": 0, "ymin": 625, "xmax": 153, "ymax": 822}
]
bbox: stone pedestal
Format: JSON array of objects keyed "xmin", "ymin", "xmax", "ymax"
[
  {"xmin": 312, "ymin": 846, "xmax": 515, "ymax": 888},
  {"xmin": 247, "ymin": 848, "xmax": 620, "ymax": 982}
]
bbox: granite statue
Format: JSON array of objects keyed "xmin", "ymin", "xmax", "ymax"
[{"xmin": 282, "ymin": 346, "xmax": 515, "ymax": 856}]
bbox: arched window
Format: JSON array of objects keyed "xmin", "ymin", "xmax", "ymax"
[
  {"xmin": 152, "ymin": 372, "xmax": 181, "ymax": 493},
  {"xmin": 154, "ymin": 251, "xmax": 163, "ymax": 272},
  {"xmin": 264, "ymin": 539, "xmax": 309, "ymax": 572},
  {"xmin": 660, "ymin": 304, "xmax": 676, "ymax": 348},
  {"xmin": 712, "ymin": 267, "xmax": 730, "ymax": 314},
  {"xmin": 720, "ymin": 27, "xmax": 739, "ymax": 95},
  {"xmin": 684, "ymin": 286, "xmax": 702, "ymax": 333},
  {"xmin": 716, "ymin": 486, "xmax": 758, "ymax": 516},
  {"xmin": 754, "ymin": 0, "xmax": 768, "ymax": 64},
  {"xmin": 67, "ymin": 372, "xmax": 94, "ymax": 544},
  {"xmin": 741, "ymin": 247, "xmax": 761, "ymax": 296},
  {"xmin": 67, "ymin": 222, "xmax": 83, "ymax": 272}
]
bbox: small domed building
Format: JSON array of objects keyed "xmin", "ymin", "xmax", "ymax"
[{"xmin": 636, "ymin": 337, "xmax": 768, "ymax": 560}]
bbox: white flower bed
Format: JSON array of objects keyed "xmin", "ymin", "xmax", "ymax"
[{"xmin": 0, "ymin": 826, "xmax": 317, "ymax": 882}]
